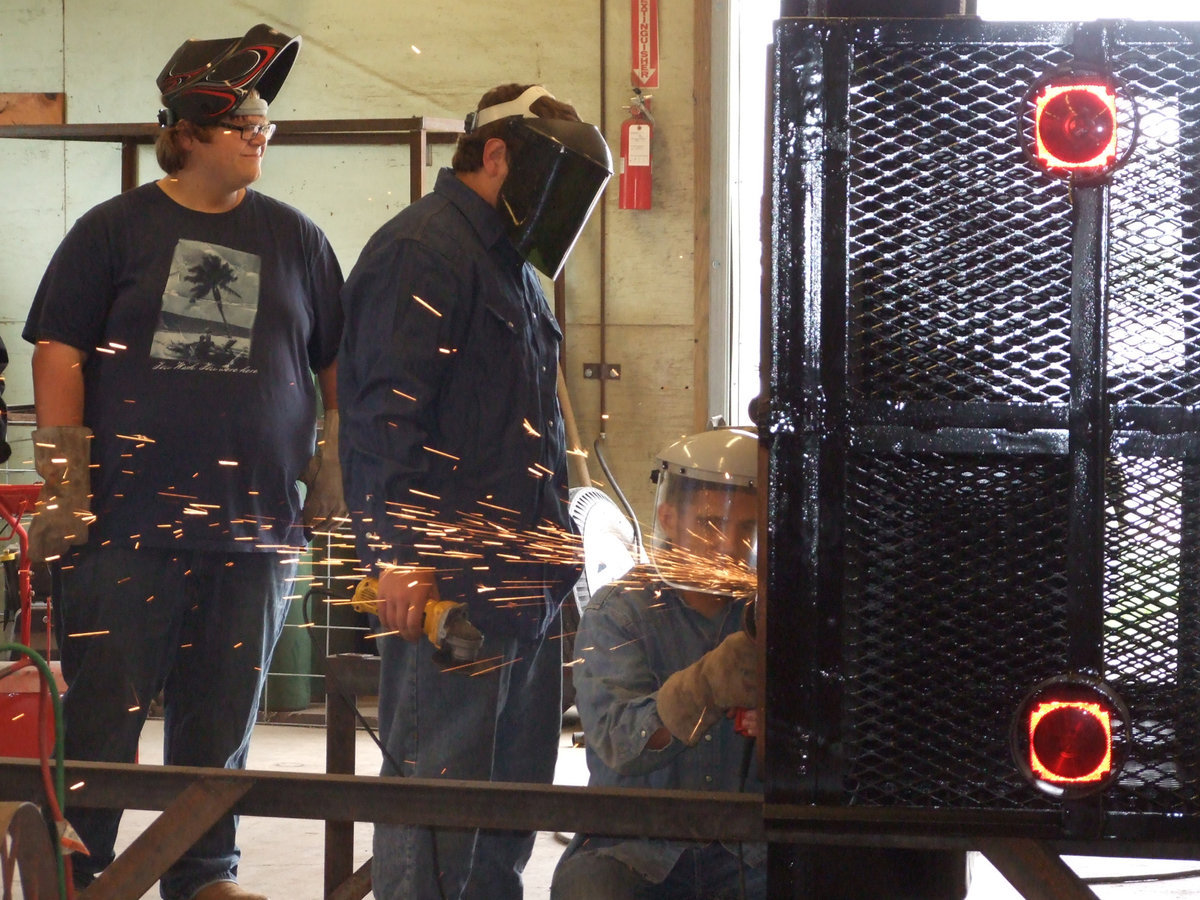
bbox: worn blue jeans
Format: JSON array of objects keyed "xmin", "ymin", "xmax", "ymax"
[
  {"xmin": 57, "ymin": 546, "xmax": 293, "ymax": 900},
  {"xmin": 371, "ymin": 613, "xmax": 563, "ymax": 900},
  {"xmin": 551, "ymin": 836, "xmax": 767, "ymax": 900}
]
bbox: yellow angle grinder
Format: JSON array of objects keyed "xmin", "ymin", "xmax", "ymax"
[{"xmin": 351, "ymin": 576, "xmax": 484, "ymax": 667}]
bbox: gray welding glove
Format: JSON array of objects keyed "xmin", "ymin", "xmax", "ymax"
[
  {"xmin": 301, "ymin": 409, "xmax": 348, "ymax": 530},
  {"xmin": 29, "ymin": 425, "xmax": 93, "ymax": 563},
  {"xmin": 655, "ymin": 630, "xmax": 757, "ymax": 746}
]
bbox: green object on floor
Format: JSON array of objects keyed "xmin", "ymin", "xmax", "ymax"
[{"xmin": 266, "ymin": 597, "xmax": 313, "ymax": 712}]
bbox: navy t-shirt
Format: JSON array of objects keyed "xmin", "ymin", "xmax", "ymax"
[{"xmin": 23, "ymin": 183, "xmax": 344, "ymax": 551}]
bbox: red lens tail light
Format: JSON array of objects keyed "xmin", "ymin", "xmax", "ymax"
[
  {"xmin": 1012, "ymin": 675, "xmax": 1128, "ymax": 798},
  {"xmin": 1029, "ymin": 700, "xmax": 1112, "ymax": 784},
  {"xmin": 1034, "ymin": 83, "xmax": 1118, "ymax": 170}
]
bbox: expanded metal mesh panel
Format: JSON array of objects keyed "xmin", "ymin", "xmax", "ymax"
[
  {"xmin": 767, "ymin": 19, "xmax": 1200, "ymax": 840},
  {"xmin": 1104, "ymin": 455, "xmax": 1200, "ymax": 812},
  {"xmin": 1107, "ymin": 46, "xmax": 1200, "ymax": 406},
  {"xmin": 842, "ymin": 452, "xmax": 1072, "ymax": 809},
  {"xmin": 848, "ymin": 41, "xmax": 1074, "ymax": 405}
]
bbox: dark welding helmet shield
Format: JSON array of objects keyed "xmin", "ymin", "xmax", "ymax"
[
  {"xmin": 157, "ymin": 23, "xmax": 300, "ymax": 126},
  {"xmin": 496, "ymin": 116, "xmax": 612, "ymax": 280}
]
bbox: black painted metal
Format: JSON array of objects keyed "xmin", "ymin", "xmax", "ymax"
[{"xmin": 766, "ymin": 17, "xmax": 1200, "ymax": 842}]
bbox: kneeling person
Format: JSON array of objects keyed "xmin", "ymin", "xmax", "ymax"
[{"xmin": 552, "ymin": 427, "xmax": 766, "ymax": 900}]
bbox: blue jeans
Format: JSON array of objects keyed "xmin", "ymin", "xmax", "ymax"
[
  {"xmin": 551, "ymin": 836, "xmax": 767, "ymax": 900},
  {"xmin": 371, "ymin": 613, "xmax": 563, "ymax": 900},
  {"xmin": 57, "ymin": 546, "xmax": 293, "ymax": 900}
]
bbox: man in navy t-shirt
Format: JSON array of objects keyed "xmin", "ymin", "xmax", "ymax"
[{"xmin": 22, "ymin": 24, "xmax": 344, "ymax": 900}]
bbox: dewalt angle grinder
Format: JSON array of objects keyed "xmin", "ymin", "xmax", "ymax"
[{"xmin": 351, "ymin": 576, "xmax": 485, "ymax": 667}]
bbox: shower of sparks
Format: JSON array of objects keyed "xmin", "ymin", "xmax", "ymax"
[
  {"xmin": 326, "ymin": 493, "xmax": 753, "ymax": 629},
  {"xmin": 628, "ymin": 541, "xmax": 757, "ymax": 598},
  {"xmin": 49, "ymin": 405, "xmax": 756, "ymax": 685}
]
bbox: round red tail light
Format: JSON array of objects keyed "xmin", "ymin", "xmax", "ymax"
[
  {"xmin": 1012, "ymin": 675, "xmax": 1128, "ymax": 798},
  {"xmin": 1029, "ymin": 700, "xmax": 1111, "ymax": 783},
  {"xmin": 1034, "ymin": 84, "xmax": 1118, "ymax": 170}
]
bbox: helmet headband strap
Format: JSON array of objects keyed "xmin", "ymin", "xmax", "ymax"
[{"xmin": 465, "ymin": 85, "xmax": 554, "ymax": 133}]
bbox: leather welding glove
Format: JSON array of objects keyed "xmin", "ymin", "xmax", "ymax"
[
  {"xmin": 301, "ymin": 408, "xmax": 348, "ymax": 530},
  {"xmin": 29, "ymin": 425, "xmax": 93, "ymax": 563},
  {"xmin": 655, "ymin": 630, "xmax": 757, "ymax": 746}
]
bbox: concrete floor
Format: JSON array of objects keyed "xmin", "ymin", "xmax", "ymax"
[{"xmin": 112, "ymin": 719, "xmax": 1200, "ymax": 899}]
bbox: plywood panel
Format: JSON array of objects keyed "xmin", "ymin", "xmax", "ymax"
[{"xmin": 0, "ymin": 93, "xmax": 64, "ymax": 124}]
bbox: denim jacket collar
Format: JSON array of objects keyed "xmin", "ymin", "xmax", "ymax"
[{"xmin": 433, "ymin": 168, "xmax": 524, "ymax": 270}]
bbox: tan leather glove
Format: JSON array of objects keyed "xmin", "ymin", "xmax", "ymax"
[
  {"xmin": 29, "ymin": 425, "xmax": 93, "ymax": 563},
  {"xmin": 301, "ymin": 409, "xmax": 348, "ymax": 530},
  {"xmin": 655, "ymin": 630, "xmax": 757, "ymax": 746}
]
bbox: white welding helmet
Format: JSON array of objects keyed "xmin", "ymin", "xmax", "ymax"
[
  {"xmin": 649, "ymin": 426, "xmax": 759, "ymax": 597},
  {"xmin": 466, "ymin": 86, "xmax": 612, "ymax": 279}
]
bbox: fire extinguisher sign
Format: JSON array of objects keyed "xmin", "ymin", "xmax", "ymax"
[{"xmin": 632, "ymin": 0, "xmax": 659, "ymax": 89}]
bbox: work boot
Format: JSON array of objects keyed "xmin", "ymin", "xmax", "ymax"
[{"xmin": 191, "ymin": 882, "xmax": 269, "ymax": 900}]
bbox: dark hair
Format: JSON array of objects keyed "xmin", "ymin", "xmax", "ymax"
[
  {"xmin": 452, "ymin": 83, "xmax": 581, "ymax": 173},
  {"xmin": 154, "ymin": 119, "xmax": 213, "ymax": 174}
]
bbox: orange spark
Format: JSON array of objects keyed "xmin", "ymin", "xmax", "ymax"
[{"xmin": 411, "ymin": 294, "xmax": 443, "ymax": 317}]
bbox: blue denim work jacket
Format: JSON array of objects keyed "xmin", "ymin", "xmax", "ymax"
[
  {"xmin": 339, "ymin": 168, "xmax": 578, "ymax": 640},
  {"xmin": 570, "ymin": 573, "xmax": 766, "ymax": 880}
]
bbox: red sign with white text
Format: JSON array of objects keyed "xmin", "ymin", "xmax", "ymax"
[{"xmin": 631, "ymin": 0, "xmax": 659, "ymax": 88}]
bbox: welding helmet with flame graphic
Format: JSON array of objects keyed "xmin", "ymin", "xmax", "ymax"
[
  {"xmin": 157, "ymin": 23, "xmax": 300, "ymax": 126},
  {"xmin": 649, "ymin": 427, "xmax": 759, "ymax": 597},
  {"xmin": 466, "ymin": 86, "xmax": 612, "ymax": 280}
]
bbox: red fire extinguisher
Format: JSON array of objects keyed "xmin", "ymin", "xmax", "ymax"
[{"xmin": 619, "ymin": 93, "xmax": 653, "ymax": 210}]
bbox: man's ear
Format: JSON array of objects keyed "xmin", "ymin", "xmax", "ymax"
[{"xmin": 482, "ymin": 137, "xmax": 508, "ymax": 176}]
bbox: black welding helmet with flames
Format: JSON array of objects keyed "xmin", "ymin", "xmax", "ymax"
[
  {"xmin": 649, "ymin": 427, "xmax": 759, "ymax": 597},
  {"xmin": 157, "ymin": 23, "xmax": 301, "ymax": 126},
  {"xmin": 466, "ymin": 85, "xmax": 612, "ymax": 280}
]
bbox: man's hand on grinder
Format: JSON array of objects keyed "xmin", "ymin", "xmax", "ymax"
[{"xmin": 375, "ymin": 565, "xmax": 440, "ymax": 642}]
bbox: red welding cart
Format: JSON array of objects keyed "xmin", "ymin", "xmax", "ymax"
[{"xmin": 0, "ymin": 482, "xmax": 66, "ymax": 759}]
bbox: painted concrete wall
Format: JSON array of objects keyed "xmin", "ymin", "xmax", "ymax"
[{"xmin": 0, "ymin": 0, "xmax": 709, "ymax": 527}]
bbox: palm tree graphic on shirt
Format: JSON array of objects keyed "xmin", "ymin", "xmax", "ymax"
[{"xmin": 183, "ymin": 252, "xmax": 243, "ymax": 333}]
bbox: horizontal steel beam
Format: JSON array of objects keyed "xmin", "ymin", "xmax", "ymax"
[
  {"xmin": 8, "ymin": 758, "xmax": 1200, "ymax": 860},
  {"xmin": 0, "ymin": 758, "xmax": 764, "ymax": 843}
]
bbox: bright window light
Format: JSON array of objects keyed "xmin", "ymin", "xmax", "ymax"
[{"xmin": 978, "ymin": 0, "xmax": 1200, "ymax": 20}]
